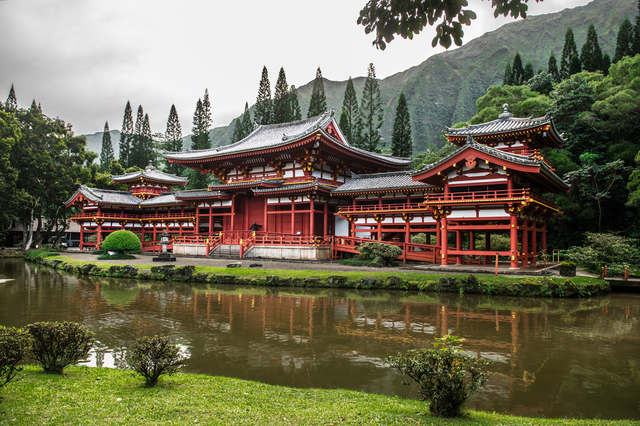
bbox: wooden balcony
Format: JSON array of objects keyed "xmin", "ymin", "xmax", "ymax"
[
  {"xmin": 424, "ymin": 189, "xmax": 557, "ymax": 209},
  {"xmin": 337, "ymin": 202, "xmax": 427, "ymax": 215}
]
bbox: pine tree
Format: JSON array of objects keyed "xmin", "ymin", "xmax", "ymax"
[
  {"xmin": 548, "ymin": 52, "xmax": 560, "ymax": 82},
  {"xmin": 601, "ymin": 53, "xmax": 611, "ymax": 76},
  {"xmin": 503, "ymin": 62, "xmax": 513, "ymax": 86},
  {"xmin": 634, "ymin": 0, "xmax": 640, "ymax": 55},
  {"xmin": 100, "ymin": 121, "xmax": 114, "ymax": 172},
  {"xmin": 142, "ymin": 113, "xmax": 153, "ymax": 166},
  {"xmin": 30, "ymin": 99, "xmax": 38, "ymax": 111},
  {"xmin": 523, "ymin": 61, "xmax": 534, "ymax": 82},
  {"xmin": 129, "ymin": 105, "xmax": 145, "ymax": 167},
  {"xmin": 231, "ymin": 118, "xmax": 244, "ymax": 143},
  {"xmin": 391, "ymin": 92, "xmax": 412, "ymax": 158},
  {"xmin": 241, "ymin": 102, "xmax": 254, "ymax": 137},
  {"xmin": 614, "ymin": 17, "xmax": 634, "ymax": 63},
  {"xmin": 580, "ymin": 23, "xmax": 603, "ymax": 72},
  {"xmin": 339, "ymin": 77, "xmax": 360, "ymax": 143},
  {"xmin": 255, "ymin": 66, "xmax": 272, "ymax": 125},
  {"xmin": 359, "ymin": 63, "xmax": 383, "ymax": 152},
  {"xmin": 289, "ymin": 86, "xmax": 302, "ymax": 121},
  {"xmin": 119, "ymin": 101, "xmax": 133, "ymax": 167},
  {"xmin": 202, "ymin": 88, "xmax": 212, "ymax": 131},
  {"xmin": 189, "ymin": 98, "xmax": 211, "ymax": 189},
  {"xmin": 512, "ymin": 52, "xmax": 525, "ymax": 85},
  {"xmin": 308, "ymin": 66, "xmax": 327, "ymax": 117},
  {"xmin": 560, "ymin": 27, "xmax": 579, "ymax": 80},
  {"xmin": 272, "ymin": 67, "xmax": 290, "ymax": 124},
  {"xmin": 5, "ymin": 84, "xmax": 17, "ymax": 111},
  {"xmin": 570, "ymin": 54, "xmax": 582, "ymax": 75},
  {"xmin": 163, "ymin": 104, "xmax": 183, "ymax": 174}
]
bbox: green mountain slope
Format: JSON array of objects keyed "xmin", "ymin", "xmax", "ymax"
[{"xmin": 207, "ymin": 0, "xmax": 636, "ymax": 153}]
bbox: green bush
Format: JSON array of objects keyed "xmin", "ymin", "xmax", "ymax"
[
  {"xmin": 25, "ymin": 321, "xmax": 95, "ymax": 374},
  {"xmin": 97, "ymin": 253, "xmax": 136, "ymax": 260},
  {"xmin": 101, "ymin": 230, "xmax": 142, "ymax": 253},
  {"xmin": 0, "ymin": 326, "xmax": 31, "ymax": 389},
  {"xmin": 357, "ymin": 242, "xmax": 402, "ymax": 265},
  {"xmin": 338, "ymin": 258, "xmax": 384, "ymax": 267},
  {"xmin": 126, "ymin": 336, "xmax": 185, "ymax": 387},
  {"xmin": 565, "ymin": 232, "xmax": 640, "ymax": 271},
  {"xmin": 386, "ymin": 335, "xmax": 492, "ymax": 417}
]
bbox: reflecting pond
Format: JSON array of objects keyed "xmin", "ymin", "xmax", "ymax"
[{"xmin": 1, "ymin": 258, "xmax": 639, "ymax": 420}]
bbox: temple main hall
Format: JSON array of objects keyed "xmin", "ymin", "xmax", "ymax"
[{"xmin": 67, "ymin": 107, "xmax": 568, "ymax": 268}]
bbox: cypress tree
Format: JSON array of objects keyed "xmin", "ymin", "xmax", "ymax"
[
  {"xmin": 129, "ymin": 105, "xmax": 145, "ymax": 167},
  {"xmin": 580, "ymin": 23, "xmax": 603, "ymax": 72},
  {"xmin": 601, "ymin": 53, "xmax": 611, "ymax": 76},
  {"xmin": 308, "ymin": 66, "xmax": 327, "ymax": 117},
  {"xmin": 503, "ymin": 62, "xmax": 513, "ymax": 86},
  {"xmin": 5, "ymin": 84, "xmax": 17, "ymax": 111},
  {"xmin": 391, "ymin": 92, "xmax": 412, "ymax": 158},
  {"xmin": 231, "ymin": 118, "xmax": 244, "ymax": 143},
  {"xmin": 100, "ymin": 121, "xmax": 114, "ymax": 172},
  {"xmin": 119, "ymin": 101, "xmax": 133, "ymax": 167},
  {"xmin": 142, "ymin": 113, "xmax": 153, "ymax": 166},
  {"xmin": 548, "ymin": 52, "xmax": 560, "ymax": 82},
  {"xmin": 614, "ymin": 17, "xmax": 634, "ymax": 62},
  {"xmin": 339, "ymin": 77, "xmax": 360, "ymax": 143},
  {"xmin": 202, "ymin": 88, "xmax": 212, "ymax": 132},
  {"xmin": 633, "ymin": 0, "xmax": 640, "ymax": 55},
  {"xmin": 289, "ymin": 86, "xmax": 302, "ymax": 121},
  {"xmin": 523, "ymin": 61, "xmax": 534, "ymax": 82},
  {"xmin": 570, "ymin": 54, "xmax": 582, "ymax": 75},
  {"xmin": 191, "ymin": 89, "xmax": 212, "ymax": 151},
  {"xmin": 512, "ymin": 52, "xmax": 525, "ymax": 85},
  {"xmin": 30, "ymin": 99, "xmax": 38, "ymax": 111},
  {"xmin": 163, "ymin": 104, "xmax": 183, "ymax": 174},
  {"xmin": 272, "ymin": 67, "xmax": 290, "ymax": 124},
  {"xmin": 255, "ymin": 66, "xmax": 272, "ymax": 125},
  {"xmin": 241, "ymin": 102, "xmax": 254, "ymax": 137},
  {"xmin": 359, "ymin": 63, "xmax": 383, "ymax": 152},
  {"xmin": 560, "ymin": 28, "xmax": 579, "ymax": 80}
]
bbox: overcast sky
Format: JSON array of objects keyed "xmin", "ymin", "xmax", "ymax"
[{"xmin": 0, "ymin": 0, "xmax": 592, "ymax": 136}]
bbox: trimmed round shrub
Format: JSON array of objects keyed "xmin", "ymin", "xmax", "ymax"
[
  {"xmin": 25, "ymin": 321, "xmax": 95, "ymax": 374},
  {"xmin": 126, "ymin": 336, "xmax": 185, "ymax": 387},
  {"xmin": 386, "ymin": 335, "xmax": 492, "ymax": 417},
  {"xmin": 0, "ymin": 326, "xmax": 31, "ymax": 389},
  {"xmin": 102, "ymin": 230, "xmax": 142, "ymax": 253},
  {"xmin": 357, "ymin": 242, "xmax": 402, "ymax": 265}
]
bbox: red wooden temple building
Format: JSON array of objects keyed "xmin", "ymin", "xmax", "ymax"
[{"xmin": 67, "ymin": 107, "xmax": 568, "ymax": 267}]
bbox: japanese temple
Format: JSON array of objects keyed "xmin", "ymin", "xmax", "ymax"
[{"xmin": 66, "ymin": 106, "xmax": 569, "ymax": 268}]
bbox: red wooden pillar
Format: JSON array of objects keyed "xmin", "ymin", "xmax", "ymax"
[
  {"xmin": 263, "ymin": 200, "xmax": 268, "ymax": 233},
  {"xmin": 441, "ymin": 215, "xmax": 449, "ymax": 266},
  {"xmin": 80, "ymin": 225, "xmax": 84, "ymax": 250},
  {"xmin": 522, "ymin": 219, "xmax": 529, "ymax": 267},
  {"xmin": 230, "ymin": 196, "xmax": 235, "ymax": 232},
  {"xmin": 531, "ymin": 222, "xmax": 537, "ymax": 265},
  {"xmin": 436, "ymin": 217, "xmax": 441, "ymax": 247},
  {"xmin": 244, "ymin": 197, "xmax": 249, "ymax": 235},
  {"xmin": 195, "ymin": 203, "xmax": 201, "ymax": 235},
  {"xmin": 209, "ymin": 204, "xmax": 213, "ymax": 238},
  {"xmin": 291, "ymin": 199, "xmax": 295, "ymax": 235},
  {"xmin": 323, "ymin": 201, "xmax": 328, "ymax": 237},
  {"xmin": 455, "ymin": 229, "xmax": 462, "ymax": 264},
  {"xmin": 309, "ymin": 196, "xmax": 315, "ymax": 236},
  {"xmin": 510, "ymin": 212, "xmax": 518, "ymax": 269},
  {"xmin": 377, "ymin": 195, "xmax": 382, "ymax": 241},
  {"xmin": 470, "ymin": 230, "xmax": 475, "ymax": 261}
]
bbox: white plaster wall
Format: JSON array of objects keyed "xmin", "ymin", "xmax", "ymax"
[
  {"xmin": 335, "ymin": 216, "xmax": 349, "ymax": 236},
  {"xmin": 174, "ymin": 244, "xmax": 207, "ymax": 256},
  {"xmin": 478, "ymin": 208, "xmax": 509, "ymax": 218}
]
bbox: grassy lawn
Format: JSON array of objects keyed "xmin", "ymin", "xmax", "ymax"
[{"xmin": 0, "ymin": 366, "xmax": 636, "ymax": 426}]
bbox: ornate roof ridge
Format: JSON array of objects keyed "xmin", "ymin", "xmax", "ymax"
[
  {"xmin": 111, "ymin": 162, "xmax": 188, "ymax": 183},
  {"xmin": 351, "ymin": 170, "xmax": 412, "ymax": 179},
  {"xmin": 445, "ymin": 114, "xmax": 551, "ymax": 133}
]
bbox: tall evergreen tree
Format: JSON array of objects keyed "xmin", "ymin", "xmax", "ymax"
[
  {"xmin": 580, "ymin": 23, "xmax": 603, "ymax": 72},
  {"xmin": 272, "ymin": 67, "xmax": 290, "ymax": 124},
  {"xmin": 391, "ymin": 92, "xmax": 412, "ymax": 158},
  {"xmin": 339, "ymin": 77, "xmax": 360, "ymax": 143},
  {"xmin": 119, "ymin": 101, "xmax": 133, "ymax": 167},
  {"xmin": 560, "ymin": 27, "xmax": 579, "ymax": 80},
  {"xmin": 255, "ymin": 66, "xmax": 272, "ymax": 125},
  {"xmin": 359, "ymin": 63, "xmax": 383, "ymax": 152},
  {"xmin": 289, "ymin": 86, "xmax": 302, "ymax": 121},
  {"xmin": 100, "ymin": 121, "xmax": 114, "ymax": 171},
  {"xmin": 189, "ymin": 98, "xmax": 211, "ymax": 189},
  {"xmin": 548, "ymin": 52, "xmax": 560, "ymax": 82},
  {"xmin": 129, "ymin": 105, "xmax": 145, "ymax": 167},
  {"xmin": 30, "ymin": 99, "xmax": 38, "ymax": 111},
  {"xmin": 614, "ymin": 17, "xmax": 634, "ymax": 63},
  {"xmin": 523, "ymin": 60, "xmax": 534, "ymax": 82},
  {"xmin": 5, "ymin": 84, "xmax": 17, "ymax": 111},
  {"xmin": 512, "ymin": 52, "xmax": 525, "ymax": 85},
  {"xmin": 570, "ymin": 54, "xmax": 582, "ymax": 75},
  {"xmin": 202, "ymin": 88, "xmax": 212, "ymax": 131},
  {"xmin": 241, "ymin": 102, "xmax": 254, "ymax": 137},
  {"xmin": 634, "ymin": 0, "xmax": 640, "ymax": 55},
  {"xmin": 308, "ymin": 67, "xmax": 327, "ymax": 117},
  {"xmin": 503, "ymin": 62, "xmax": 513, "ymax": 86},
  {"xmin": 231, "ymin": 117, "xmax": 244, "ymax": 143},
  {"xmin": 142, "ymin": 113, "xmax": 153, "ymax": 166},
  {"xmin": 163, "ymin": 104, "xmax": 183, "ymax": 174},
  {"xmin": 601, "ymin": 53, "xmax": 611, "ymax": 76}
]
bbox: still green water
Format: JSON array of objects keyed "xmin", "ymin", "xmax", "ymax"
[{"xmin": 1, "ymin": 258, "xmax": 638, "ymax": 420}]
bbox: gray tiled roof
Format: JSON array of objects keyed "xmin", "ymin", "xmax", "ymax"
[
  {"xmin": 332, "ymin": 171, "xmax": 434, "ymax": 194},
  {"xmin": 174, "ymin": 190, "xmax": 231, "ymax": 199},
  {"xmin": 252, "ymin": 181, "xmax": 335, "ymax": 195},
  {"xmin": 164, "ymin": 112, "xmax": 410, "ymax": 166},
  {"xmin": 112, "ymin": 163, "xmax": 188, "ymax": 184},
  {"xmin": 66, "ymin": 186, "xmax": 142, "ymax": 206},
  {"xmin": 139, "ymin": 193, "xmax": 182, "ymax": 206},
  {"xmin": 208, "ymin": 178, "xmax": 285, "ymax": 190},
  {"xmin": 413, "ymin": 137, "xmax": 570, "ymax": 190}
]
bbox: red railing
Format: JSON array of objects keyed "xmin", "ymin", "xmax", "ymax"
[
  {"xmin": 131, "ymin": 187, "xmax": 166, "ymax": 196},
  {"xmin": 332, "ymin": 236, "xmax": 441, "ymax": 264},
  {"xmin": 71, "ymin": 212, "xmax": 140, "ymax": 219},
  {"xmin": 337, "ymin": 202, "xmax": 425, "ymax": 214},
  {"xmin": 424, "ymin": 188, "xmax": 557, "ymax": 208}
]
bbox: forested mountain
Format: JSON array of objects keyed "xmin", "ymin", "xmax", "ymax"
[
  {"xmin": 84, "ymin": 130, "xmax": 121, "ymax": 158},
  {"xmin": 207, "ymin": 0, "xmax": 636, "ymax": 152}
]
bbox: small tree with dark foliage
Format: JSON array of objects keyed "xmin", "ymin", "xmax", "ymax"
[
  {"xmin": 357, "ymin": 241, "xmax": 402, "ymax": 266},
  {"xmin": 126, "ymin": 336, "xmax": 185, "ymax": 387},
  {"xmin": 25, "ymin": 321, "xmax": 94, "ymax": 374},
  {"xmin": 386, "ymin": 335, "xmax": 492, "ymax": 417},
  {"xmin": 0, "ymin": 326, "xmax": 31, "ymax": 389}
]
